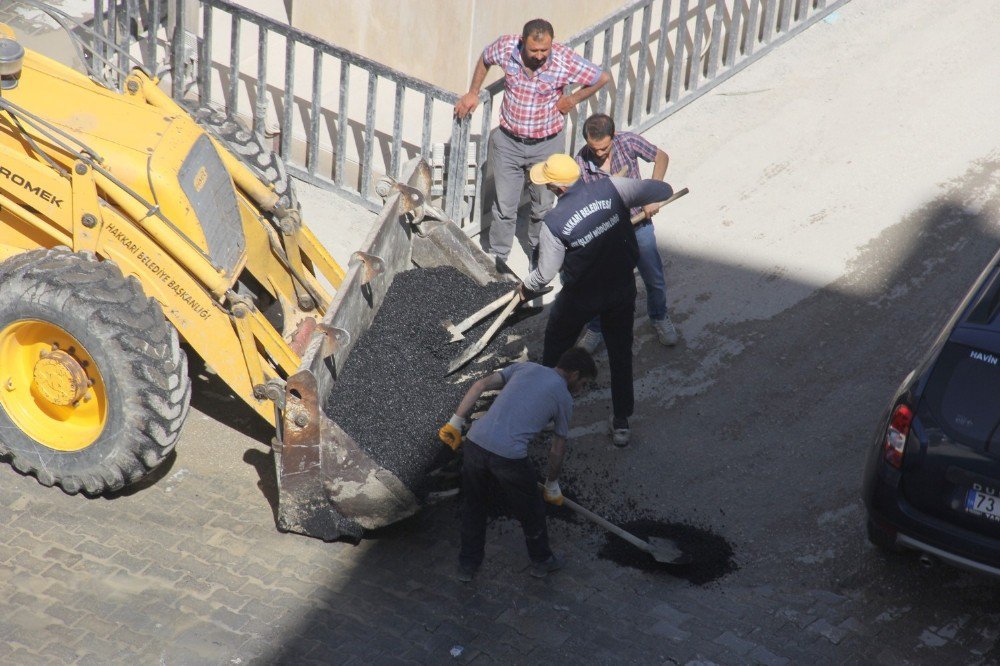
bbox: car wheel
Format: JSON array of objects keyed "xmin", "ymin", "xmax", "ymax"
[
  {"xmin": 866, "ymin": 517, "xmax": 901, "ymax": 552},
  {"xmin": 0, "ymin": 249, "xmax": 191, "ymax": 495}
]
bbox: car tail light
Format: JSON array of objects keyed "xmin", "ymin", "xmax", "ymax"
[{"xmin": 884, "ymin": 404, "xmax": 913, "ymax": 469}]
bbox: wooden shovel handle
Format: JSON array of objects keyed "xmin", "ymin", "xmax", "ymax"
[
  {"xmin": 537, "ymin": 483, "xmax": 654, "ymax": 555},
  {"xmin": 630, "ymin": 186, "xmax": 690, "ymax": 225},
  {"xmin": 451, "ymin": 289, "xmax": 518, "ymax": 334}
]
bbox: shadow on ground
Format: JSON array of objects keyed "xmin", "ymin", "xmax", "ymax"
[{"xmin": 249, "ymin": 159, "xmax": 1000, "ymax": 662}]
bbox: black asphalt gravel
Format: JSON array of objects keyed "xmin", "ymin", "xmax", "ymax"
[
  {"xmin": 324, "ymin": 266, "xmax": 519, "ymax": 493},
  {"xmin": 597, "ymin": 517, "xmax": 737, "ymax": 584}
]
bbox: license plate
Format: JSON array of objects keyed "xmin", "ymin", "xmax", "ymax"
[{"xmin": 966, "ymin": 489, "xmax": 1000, "ymax": 522}]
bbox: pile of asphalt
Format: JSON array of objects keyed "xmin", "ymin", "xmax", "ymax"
[{"xmin": 323, "ymin": 266, "xmax": 517, "ymax": 493}]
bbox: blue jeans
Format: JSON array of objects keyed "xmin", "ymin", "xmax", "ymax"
[{"xmin": 587, "ymin": 222, "xmax": 667, "ymax": 333}]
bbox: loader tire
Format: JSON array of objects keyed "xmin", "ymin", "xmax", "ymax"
[
  {"xmin": 0, "ymin": 249, "xmax": 191, "ymax": 496},
  {"xmin": 185, "ymin": 103, "xmax": 299, "ymax": 211}
]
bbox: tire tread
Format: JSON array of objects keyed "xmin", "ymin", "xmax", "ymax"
[{"xmin": 0, "ymin": 249, "xmax": 191, "ymax": 495}]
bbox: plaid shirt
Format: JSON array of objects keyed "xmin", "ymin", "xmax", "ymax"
[
  {"xmin": 483, "ymin": 35, "xmax": 602, "ymax": 139},
  {"xmin": 576, "ymin": 131, "xmax": 660, "ymax": 218}
]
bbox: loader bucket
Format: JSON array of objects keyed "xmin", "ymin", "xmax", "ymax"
[{"xmin": 274, "ymin": 159, "xmax": 506, "ymax": 540}]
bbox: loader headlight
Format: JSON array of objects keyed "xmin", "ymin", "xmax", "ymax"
[{"xmin": 0, "ymin": 38, "xmax": 24, "ymax": 90}]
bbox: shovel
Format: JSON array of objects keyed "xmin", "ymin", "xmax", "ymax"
[
  {"xmin": 446, "ymin": 289, "xmax": 521, "ymax": 375},
  {"xmin": 443, "ymin": 290, "xmax": 516, "ymax": 343},
  {"xmin": 558, "ymin": 492, "xmax": 691, "ymax": 565}
]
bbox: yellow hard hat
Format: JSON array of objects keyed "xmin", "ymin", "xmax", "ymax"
[{"xmin": 530, "ymin": 154, "xmax": 581, "ymax": 186}]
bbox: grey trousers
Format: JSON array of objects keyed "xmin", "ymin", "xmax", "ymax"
[{"xmin": 488, "ymin": 128, "xmax": 563, "ymax": 262}]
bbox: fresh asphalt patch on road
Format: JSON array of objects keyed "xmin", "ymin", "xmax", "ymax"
[{"xmin": 596, "ymin": 516, "xmax": 737, "ymax": 584}]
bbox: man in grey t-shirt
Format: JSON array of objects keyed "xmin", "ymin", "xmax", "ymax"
[{"xmin": 439, "ymin": 348, "xmax": 596, "ymax": 582}]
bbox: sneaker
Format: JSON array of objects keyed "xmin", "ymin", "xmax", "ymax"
[
  {"xmin": 456, "ymin": 563, "xmax": 478, "ymax": 583},
  {"xmin": 530, "ymin": 554, "xmax": 566, "ymax": 578},
  {"xmin": 652, "ymin": 315, "xmax": 679, "ymax": 346},
  {"xmin": 578, "ymin": 328, "xmax": 603, "ymax": 354},
  {"xmin": 609, "ymin": 416, "xmax": 630, "ymax": 447}
]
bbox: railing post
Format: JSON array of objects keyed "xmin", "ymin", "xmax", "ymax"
[
  {"xmin": 472, "ymin": 94, "xmax": 493, "ymax": 227},
  {"xmin": 360, "ymin": 71, "xmax": 377, "ymax": 200},
  {"xmin": 706, "ymin": 0, "xmax": 726, "ymax": 79},
  {"xmin": 761, "ymin": 0, "xmax": 778, "ymax": 44},
  {"xmin": 390, "ymin": 82, "xmax": 404, "ymax": 179},
  {"xmin": 307, "ymin": 50, "xmax": 322, "ymax": 177},
  {"xmin": 724, "ymin": 0, "xmax": 744, "ymax": 67},
  {"xmin": 198, "ymin": 4, "xmax": 212, "ymax": 107},
  {"xmin": 632, "ymin": 4, "xmax": 654, "ymax": 124},
  {"xmin": 280, "ymin": 35, "xmax": 295, "ymax": 160},
  {"xmin": 420, "ymin": 95, "xmax": 433, "ymax": 161},
  {"xmin": 444, "ymin": 119, "xmax": 461, "ymax": 221},
  {"xmin": 613, "ymin": 13, "xmax": 633, "ymax": 125},
  {"xmin": 599, "ymin": 28, "xmax": 613, "ymax": 111},
  {"xmin": 145, "ymin": 0, "xmax": 161, "ymax": 69},
  {"xmin": 669, "ymin": 0, "xmax": 690, "ymax": 103},
  {"xmin": 335, "ymin": 60, "xmax": 349, "ymax": 187},
  {"xmin": 650, "ymin": 0, "xmax": 673, "ymax": 114},
  {"xmin": 170, "ymin": 0, "xmax": 186, "ymax": 99},
  {"xmin": 253, "ymin": 28, "xmax": 268, "ymax": 137},
  {"xmin": 689, "ymin": 0, "xmax": 709, "ymax": 90},
  {"xmin": 746, "ymin": 0, "xmax": 762, "ymax": 56}
]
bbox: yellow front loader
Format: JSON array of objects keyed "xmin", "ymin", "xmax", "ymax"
[{"xmin": 0, "ymin": 15, "xmax": 502, "ymax": 540}]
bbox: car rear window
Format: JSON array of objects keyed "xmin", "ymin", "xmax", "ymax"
[{"xmin": 923, "ymin": 342, "xmax": 1000, "ymax": 447}]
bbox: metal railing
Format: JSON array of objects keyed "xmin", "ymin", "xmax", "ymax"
[
  {"xmin": 87, "ymin": 0, "xmax": 848, "ymax": 226},
  {"xmin": 169, "ymin": 0, "xmax": 470, "ymax": 217}
]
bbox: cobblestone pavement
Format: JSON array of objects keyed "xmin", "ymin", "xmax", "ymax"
[{"xmin": 2, "ymin": 0, "xmax": 1000, "ymax": 664}]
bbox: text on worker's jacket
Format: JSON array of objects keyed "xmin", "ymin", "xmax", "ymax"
[
  {"xmin": 561, "ymin": 198, "xmax": 612, "ymax": 235},
  {"xmin": 570, "ymin": 214, "xmax": 620, "ymax": 248}
]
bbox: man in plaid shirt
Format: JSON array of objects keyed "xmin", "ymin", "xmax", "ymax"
[
  {"xmin": 574, "ymin": 113, "xmax": 679, "ymax": 349},
  {"xmin": 455, "ymin": 19, "xmax": 609, "ymax": 265}
]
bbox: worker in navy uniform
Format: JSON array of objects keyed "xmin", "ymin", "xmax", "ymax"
[{"xmin": 522, "ymin": 154, "xmax": 672, "ymax": 447}]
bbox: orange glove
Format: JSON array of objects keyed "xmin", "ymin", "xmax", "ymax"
[{"xmin": 438, "ymin": 414, "xmax": 466, "ymax": 450}]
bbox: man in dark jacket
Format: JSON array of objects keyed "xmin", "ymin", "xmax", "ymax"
[{"xmin": 522, "ymin": 154, "xmax": 673, "ymax": 446}]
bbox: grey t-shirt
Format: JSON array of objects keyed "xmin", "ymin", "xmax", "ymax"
[{"xmin": 467, "ymin": 362, "xmax": 573, "ymax": 459}]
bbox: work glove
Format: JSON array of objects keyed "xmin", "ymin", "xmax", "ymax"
[
  {"xmin": 542, "ymin": 479, "xmax": 564, "ymax": 506},
  {"xmin": 517, "ymin": 282, "xmax": 553, "ymax": 302},
  {"xmin": 438, "ymin": 414, "xmax": 467, "ymax": 451}
]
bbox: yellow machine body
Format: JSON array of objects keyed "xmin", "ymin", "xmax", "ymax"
[
  {"xmin": 0, "ymin": 21, "xmax": 506, "ymax": 540},
  {"xmin": 0, "ymin": 41, "xmax": 344, "ymax": 425}
]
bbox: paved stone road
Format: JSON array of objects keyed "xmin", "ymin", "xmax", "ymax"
[{"xmin": 2, "ymin": 0, "xmax": 1000, "ymax": 664}]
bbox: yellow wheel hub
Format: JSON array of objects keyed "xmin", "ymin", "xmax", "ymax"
[
  {"xmin": 0, "ymin": 320, "xmax": 106, "ymax": 451},
  {"xmin": 33, "ymin": 350, "xmax": 90, "ymax": 406}
]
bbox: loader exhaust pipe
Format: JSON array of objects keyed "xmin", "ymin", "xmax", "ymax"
[{"xmin": 0, "ymin": 38, "xmax": 24, "ymax": 90}]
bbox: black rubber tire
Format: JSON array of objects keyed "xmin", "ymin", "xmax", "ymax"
[
  {"xmin": 184, "ymin": 103, "xmax": 299, "ymax": 211},
  {"xmin": 866, "ymin": 517, "xmax": 901, "ymax": 553},
  {"xmin": 0, "ymin": 249, "xmax": 191, "ymax": 496}
]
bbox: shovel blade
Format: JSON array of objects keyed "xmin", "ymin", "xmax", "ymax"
[
  {"xmin": 647, "ymin": 537, "xmax": 691, "ymax": 565},
  {"xmin": 446, "ymin": 343, "xmax": 481, "ymax": 375}
]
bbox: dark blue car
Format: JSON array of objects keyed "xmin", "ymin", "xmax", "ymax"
[{"xmin": 863, "ymin": 248, "xmax": 1000, "ymax": 576}]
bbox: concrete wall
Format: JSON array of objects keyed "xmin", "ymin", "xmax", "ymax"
[{"xmin": 290, "ymin": 0, "xmax": 619, "ymax": 93}]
